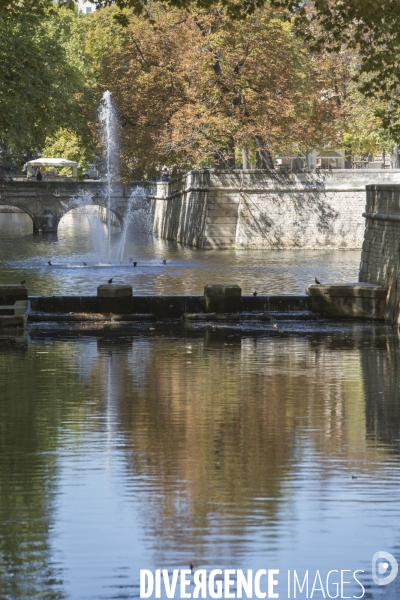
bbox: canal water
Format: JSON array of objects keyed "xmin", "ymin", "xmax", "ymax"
[
  {"xmin": 0, "ymin": 211, "xmax": 359, "ymax": 296},
  {"xmin": 0, "ymin": 212, "xmax": 399, "ymax": 600}
]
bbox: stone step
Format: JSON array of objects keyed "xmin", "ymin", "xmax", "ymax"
[
  {"xmin": 268, "ymin": 311, "xmax": 317, "ymax": 320},
  {"xmin": 207, "ymin": 199, "xmax": 240, "ymax": 207},
  {"xmin": 203, "ymin": 238, "xmax": 237, "ymax": 248},
  {"xmin": 206, "ymin": 216, "xmax": 238, "ymax": 224},
  {"xmin": 184, "ymin": 311, "xmax": 316, "ymax": 322},
  {"xmin": 185, "ymin": 313, "xmax": 241, "ymax": 321},
  {"xmin": 206, "ymin": 209, "xmax": 237, "ymax": 217},
  {"xmin": 205, "ymin": 224, "xmax": 237, "ymax": 236},
  {"xmin": 28, "ymin": 312, "xmax": 156, "ymax": 322}
]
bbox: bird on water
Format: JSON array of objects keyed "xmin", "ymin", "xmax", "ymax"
[
  {"xmin": 108, "ymin": 278, "xmax": 113, "ymax": 284},
  {"xmin": 48, "ymin": 260, "xmax": 52, "ymax": 266},
  {"xmin": 315, "ymin": 277, "xmax": 321, "ymax": 285},
  {"xmin": 83, "ymin": 262, "xmax": 87, "ymax": 266},
  {"xmin": 133, "ymin": 261, "xmax": 137, "ymax": 267},
  {"xmin": 253, "ymin": 291, "xmax": 257, "ymax": 297},
  {"xmin": 162, "ymin": 259, "xmax": 167, "ymax": 265}
]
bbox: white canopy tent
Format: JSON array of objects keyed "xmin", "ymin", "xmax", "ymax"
[{"xmin": 25, "ymin": 158, "xmax": 78, "ymax": 179}]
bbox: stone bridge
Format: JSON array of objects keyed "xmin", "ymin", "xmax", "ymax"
[{"xmin": 0, "ymin": 181, "xmax": 155, "ymax": 233}]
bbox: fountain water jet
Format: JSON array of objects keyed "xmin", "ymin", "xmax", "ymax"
[
  {"xmin": 67, "ymin": 194, "xmax": 109, "ymax": 262},
  {"xmin": 99, "ymin": 90, "xmax": 119, "ymax": 262},
  {"xmin": 62, "ymin": 92, "xmax": 152, "ymax": 267}
]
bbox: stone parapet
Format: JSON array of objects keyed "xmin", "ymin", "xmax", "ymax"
[
  {"xmin": 30, "ymin": 292, "xmax": 315, "ymax": 318},
  {"xmin": 97, "ymin": 284, "xmax": 133, "ymax": 297}
]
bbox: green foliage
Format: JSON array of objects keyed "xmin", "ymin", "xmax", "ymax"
[
  {"xmin": 339, "ymin": 90, "xmax": 394, "ymax": 157},
  {"xmin": 1, "ymin": 0, "xmax": 399, "ymax": 173},
  {"xmin": 0, "ymin": 6, "xmax": 93, "ymax": 167},
  {"xmin": 42, "ymin": 127, "xmax": 91, "ymax": 175},
  {"xmin": 2, "ymin": 0, "xmax": 400, "ymax": 102},
  {"xmin": 0, "ymin": 0, "xmax": 76, "ymax": 14}
]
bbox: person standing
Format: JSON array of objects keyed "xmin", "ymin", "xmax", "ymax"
[
  {"xmin": 161, "ymin": 166, "xmax": 170, "ymax": 181},
  {"xmin": 36, "ymin": 168, "xmax": 43, "ymax": 181}
]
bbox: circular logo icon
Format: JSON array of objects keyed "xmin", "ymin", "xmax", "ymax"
[{"xmin": 372, "ymin": 551, "xmax": 398, "ymax": 586}]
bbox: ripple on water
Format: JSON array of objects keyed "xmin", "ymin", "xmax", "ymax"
[
  {"xmin": 0, "ymin": 212, "xmax": 359, "ymax": 295},
  {"xmin": 0, "ymin": 329, "xmax": 399, "ymax": 598}
]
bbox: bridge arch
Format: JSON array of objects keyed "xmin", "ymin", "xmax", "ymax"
[
  {"xmin": 0, "ymin": 201, "xmax": 42, "ymax": 232},
  {"xmin": 58, "ymin": 202, "xmax": 123, "ymax": 230}
]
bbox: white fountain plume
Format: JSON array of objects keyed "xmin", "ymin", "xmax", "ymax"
[
  {"xmin": 99, "ymin": 90, "xmax": 119, "ymax": 262},
  {"xmin": 67, "ymin": 194, "xmax": 109, "ymax": 261},
  {"xmin": 115, "ymin": 187, "xmax": 151, "ymax": 263}
]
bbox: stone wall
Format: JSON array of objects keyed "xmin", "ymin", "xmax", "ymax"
[
  {"xmin": 150, "ymin": 169, "xmax": 400, "ymax": 250},
  {"xmin": 359, "ymin": 184, "xmax": 400, "ymax": 322}
]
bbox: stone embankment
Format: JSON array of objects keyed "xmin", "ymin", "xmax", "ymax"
[
  {"xmin": 150, "ymin": 169, "xmax": 400, "ymax": 249},
  {"xmin": 358, "ymin": 184, "xmax": 400, "ymax": 323},
  {"xmin": 304, "ymin": 182, "xmax": 400, "ymax": 323}
]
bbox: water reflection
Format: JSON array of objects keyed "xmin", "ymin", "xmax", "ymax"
[
  {"xmin": 0, "ymin": 327, "xmax": 400, "ymax": 598},
  {"xmin": 0, "ymin": 341, "xmax": 69, "ymax": 599},
  {"xmin": 362, "ymin": 335, "xmax": 400, "ymax": 453}
]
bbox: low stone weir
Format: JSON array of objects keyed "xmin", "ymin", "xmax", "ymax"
[{"xmin": 29, "ymin": 294, "xmax": 312, "ymax": 321}]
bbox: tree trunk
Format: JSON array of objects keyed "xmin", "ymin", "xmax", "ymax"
[
  {"xmin": 254, "ymin": 135, "xmax": 274, "ymax": 169},
  {"xmin": 213, "ymin": 138, "xmax": 235, "ymax": 169},
  {"xmin": 389, "ymin": 101, "xmax": 399, "ymax": 168},
  {"xmin": 344, "ymin": 145, "xmax": 352, "ymax": 169},
  {"xmin": 225, "ymin": 138, "xmax": 235, "ymax": 168},
  {"xmin": 241, "ymin": 148, "xmax": 249, "ymax": 169},
  {"xmin": 391, "ymin": 144, "xmax": 399, "ymax": 169},
  {"xmin": 214, "ymin": 150, "xmax": 225, "ymax": 168}
]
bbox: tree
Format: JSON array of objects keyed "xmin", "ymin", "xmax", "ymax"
[
  {"xmin": 41, "ymin": 127, "xmax": 92, "ymax": 175},
  {"xmin": 86, "ymin": 3, "xmax": 339, "ymax": 177},
  {"xmin": 82, "ymin": 0, "xmax": 400, "ymax": 94},
  {"xmin": 4, "ymin": 0, "xmax": 400, "ymax": 91},
  {"xmin": 0, "ymin": 6, "xmax": 93, "ymax": 168}
]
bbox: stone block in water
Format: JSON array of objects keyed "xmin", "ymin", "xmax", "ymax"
[
  {"xmin": 97, "ymin": 284, "xmax": 133, "ymax": 314},
  {"xmin": 97, "ymin": 284, "xmax": 132, "ymax": 298},
  {"xmin": 306, "ymin": 282, "xmax": 387, "ymax": 319},
  {"xmin": 0, "ymin": 284, "xmax": 28, "ymax": 306},
  {"xmin": 204, "ymin": 284, "xmax": 242, "ymax": 313}
]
